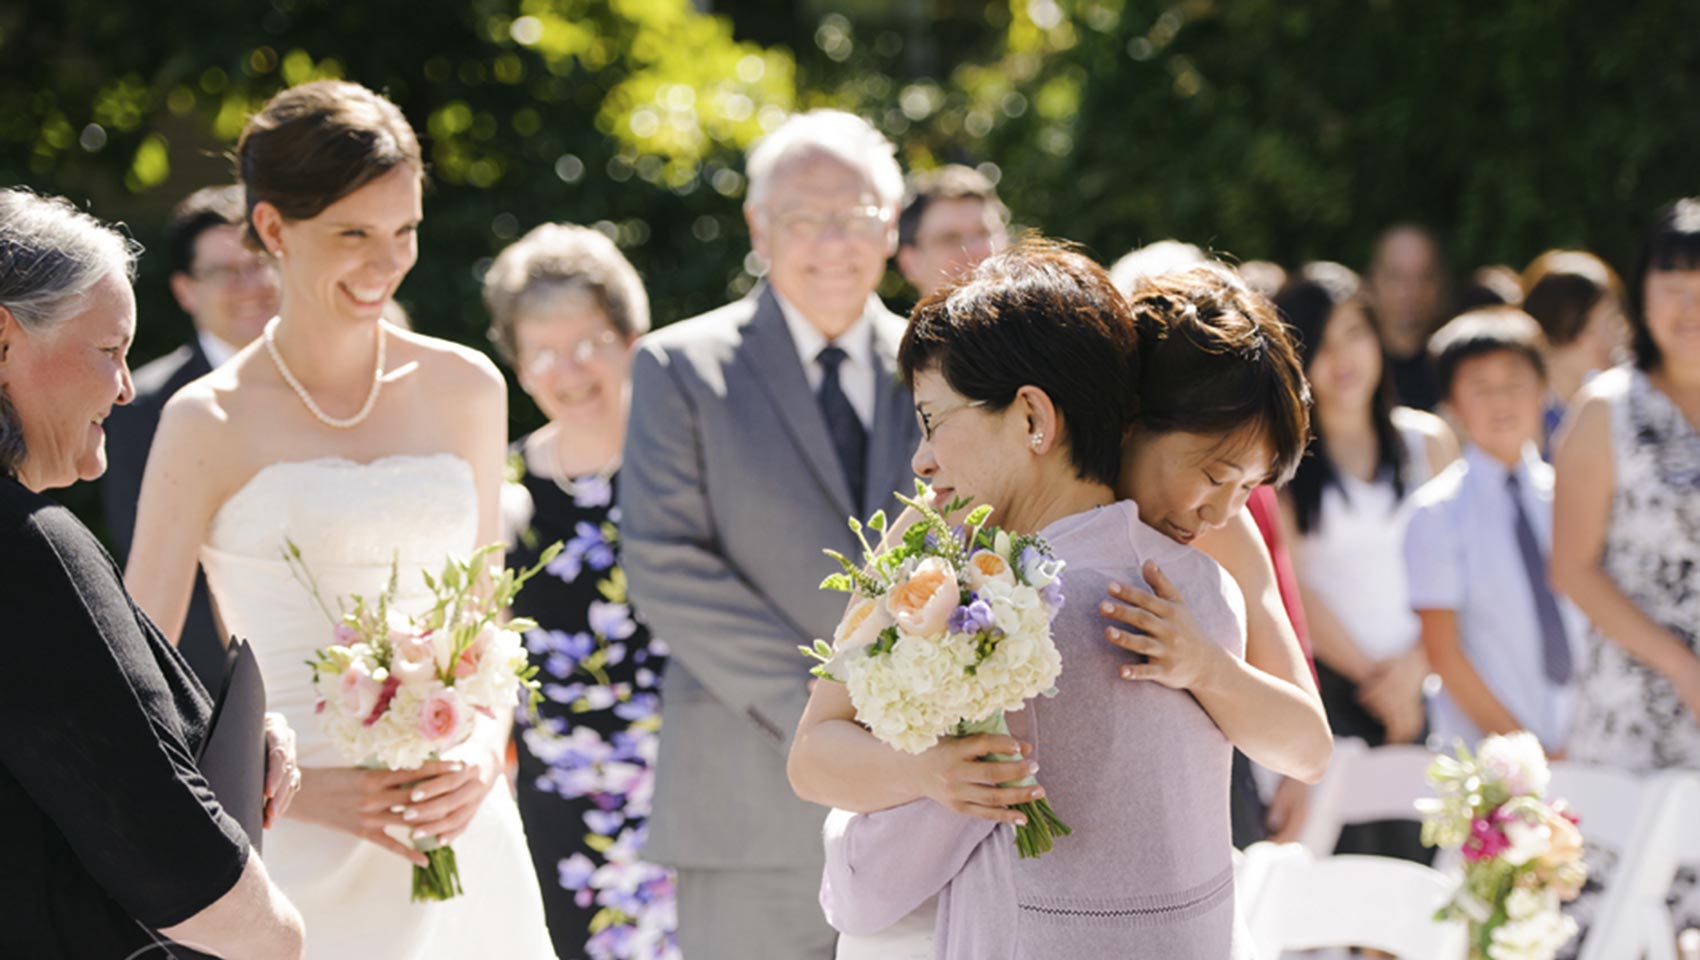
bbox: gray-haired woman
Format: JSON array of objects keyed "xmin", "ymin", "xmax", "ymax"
[
  {"xmin": 485, "ymin": 223, "xmax": 680, "ymax": 959},
  {"xmin": 0, "ymin": 189, "xmax": 305, "ymax": 959}
]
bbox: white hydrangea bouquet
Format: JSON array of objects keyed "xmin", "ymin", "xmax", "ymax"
[
  {"xmin": 802, "ymin": 481, "xmax": 1071, "ymax": 858},
  {"xmin": 289, "ymin": 539, "xmax": 562, "ymax": 901},
  {"xmin": 1418, "ymin": 732, "xmax": 1587, "ymax": 960}
]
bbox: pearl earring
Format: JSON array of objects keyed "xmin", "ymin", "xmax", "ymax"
[{"xmin": 1030, "ymin": 434, "xmax": 1043, "ymax": 449}]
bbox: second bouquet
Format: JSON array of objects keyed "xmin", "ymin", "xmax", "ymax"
[{"xmin": 803, "ymin": 481, "xmax": 1071, "ymax": 858}]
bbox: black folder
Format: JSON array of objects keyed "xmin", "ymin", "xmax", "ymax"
[
  {"xmin": 144, "ymin": 637, "xmax": 269, "ymax": 958},
  {"xmin": 197, "ymin": 636, "xmax": 267, "ymax": 853}
]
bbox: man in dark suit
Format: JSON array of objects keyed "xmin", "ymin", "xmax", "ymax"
[
  {"xmin": 621, "ymin": 110, "xmax": 922, "ymax": 959},
  {"xmin": 102, "ymin": 185, "xmax": 278, "ymax": 687}
]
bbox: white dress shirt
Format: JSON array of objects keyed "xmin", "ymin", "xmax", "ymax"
[
  {"xmin": 773, "ymin": 289, "xmax": 878, "ymax": 430},
  {"xmin": 1403, "ymin": 443, "xmax": 1584, "ymax": 749},
  {"xmin": 196, "ymin": 329, "xmax": 240, "ymax": 369}
]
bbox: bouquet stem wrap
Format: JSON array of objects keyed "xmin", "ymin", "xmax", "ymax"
[
  {"xmin": 956, "ymin": 713, "xmax": 1071, "ymax": 859},
  {"xmin": 412, "ymin": 837, "xmax": 463, "ymax": 902}
]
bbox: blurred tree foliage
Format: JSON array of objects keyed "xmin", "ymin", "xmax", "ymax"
[{"xmin": 2, "ymin": 0, "xmax": 1696, "ymax": 527}]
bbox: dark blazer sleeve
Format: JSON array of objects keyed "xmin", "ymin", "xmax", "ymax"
[
  {"xmin": 101, "ymin": 343, "xmax": 208, "ymax": 560},
  {"xmin": 0, "ymin": 508, "xmax": 249, "ymax": 929}
]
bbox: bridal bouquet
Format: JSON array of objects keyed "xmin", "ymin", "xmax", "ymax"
[
  {"xmin": 291, "ymin": 540, "xmax": 562, "ymax": 901},
  {"xmin": 802, "ymin": 481, "xmax": 1071, "ymax": 858},
  {"xmin": 1418, "ymin": 732, "xmax": 1587, "ymax": 960}
]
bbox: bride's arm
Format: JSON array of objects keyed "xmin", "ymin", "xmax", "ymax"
[
  {"xmin": 399, "ymin": 350, "xmax": 512, "ymax": 845},
  {"xmin": 125, "ymin": 388, "xmax": 227, "ymax": 644}
]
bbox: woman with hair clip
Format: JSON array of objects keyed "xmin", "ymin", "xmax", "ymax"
[
  {"xmin": 788, "ymin": 248, "xmax": 1329, "ymax": 958},
  {"xmin": 124, "ymin": 80, "xmax": 552, "ymax": 957},
  {"xmin": 1273, "ymin": 262, "xmax": 1456, "ymax": 865}
]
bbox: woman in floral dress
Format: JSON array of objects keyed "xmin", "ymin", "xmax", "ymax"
[
  {"xmin": 1553, "ymin": 198, "xmax": 1700, "ymax": 951},
  {"xmin": 486, "ymin": 224, "xmax": 678, "ymax": 960}
]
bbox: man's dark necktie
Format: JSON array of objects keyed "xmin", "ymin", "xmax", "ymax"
[
  {"xmin": 816, "ymin": 344, "xmax": 867, "ymax": 512},
  {"xmin": 1508, "ymin": 472, "xmax": 1573, "ymax": 684}
]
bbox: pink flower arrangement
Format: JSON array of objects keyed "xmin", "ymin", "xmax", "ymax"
[
  {"xmin": 1419, "ymin": 732, "xmax": 1588, "ymax": 960},
  {"xmin": 291, "ymin": 539, "xmax": 561, "ymax": 901}
]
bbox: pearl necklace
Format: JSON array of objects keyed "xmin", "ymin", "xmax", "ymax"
[{"xmin": 263, "ymin": 317, "xmax": 387, "ymax": 430}]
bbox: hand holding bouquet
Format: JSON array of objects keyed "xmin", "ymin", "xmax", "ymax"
[
  {"xmin": 1418, "ymin": 732, "xmax": 1587, "ymax": 960},
  {"xmin": 802, "ymin": 482, "xmax": 1071, "ymax": 858},
  {"xmin": 291, "ymin": 540, "xmax": 562, "ymax": 901}
]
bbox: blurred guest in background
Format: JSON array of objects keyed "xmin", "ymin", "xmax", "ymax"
[
  {"xmin": 1455, "ymin": 264, "xmax": 1525, "ymax": 312},
  {"xmin": 484, "ymin": 222, "xmax": 678, "ymax": 960},
  {"xmin": 1107, "ymin": 239, "xmax": 1206, "ymax": 297},
  {"xmin": 1553, "ymin": 198, "xmax": 1700, "ymax": 946},
  {"xmin": 1276, "ymin": 261, "xmax": 1456, "ymax": 863},
  {"xmin": 1365, "ymin": 223, "xmax": 1449, "ymax": 410},
  {"xmin": 1405, "ymin": 308, "xmax": 1579, "ymax": 758},
  {"xmin": 101, "ymin": 184, "xmax": 278, "ymax": 687},
  {"xmin": 1236, "ymin": 259, "xmax": 1288, "ymax": 301},
  {"xmin": 620, "ymin": 109, "xmax": 921, "ymax": 960},
  {"xmin": 894, "ymin": 163, "xmax": 1008, "ymax": 299},
  {"xmin": 1522, "ymin": 249, "xmax": 1629, "ymax": 448}
]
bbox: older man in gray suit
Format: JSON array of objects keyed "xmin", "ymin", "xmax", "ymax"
[{"xmin": 621, "ymin": 110, "xmax": 922, "ymax": 958}]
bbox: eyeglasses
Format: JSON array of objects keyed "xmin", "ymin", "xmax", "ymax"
[
  {"xmin": 522, "ymin": 330, "xmax": 624, "ymax": 376},
  {"xmin": 916, "ymin": 399, "xmax": 986, "ymax": 442},
  {"xmin": 770, "ymin": 205, "xmax": 890, "ymax": 243},
  {"xmin": 192, "ymin": 259, "xmax": 276, "ymax": 286}
]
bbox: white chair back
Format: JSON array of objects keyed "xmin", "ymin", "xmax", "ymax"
[
  {"xmin": 1579, "ymin": 771, "xmax": 1700, "ymax": 960},
  {"xmin": 1242, "ymin": 843, "xmax": 1466, "ymax": 958},
  {"xmin": 1548, "ymin": 761, "xmax": 1651, "ymax": 860},
  {"xmin": 1299, "ymin": 738, "xmax": 1439, "ymax": 856}
]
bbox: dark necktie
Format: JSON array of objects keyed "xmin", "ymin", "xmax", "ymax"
[
  {"xmin": 816, "ymin": 345, "xmax": 867, "ymax": 512},
  {"xmin": 1508, "ymin": 472, "xmax": 1573, "ymax": 684}
]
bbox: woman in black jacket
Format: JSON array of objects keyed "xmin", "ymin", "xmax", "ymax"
[{"xmin": 0, "ymin": 188, "xmax": 306, "ymax": 959}]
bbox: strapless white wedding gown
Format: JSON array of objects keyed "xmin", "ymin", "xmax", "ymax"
[{"xmin": 201, "ymin": 454, "xmax": 553, "ymax": 959}]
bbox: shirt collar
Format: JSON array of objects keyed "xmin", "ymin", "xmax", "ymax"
[
  {"xmin": 1463, "ymin": 441, "xmax": 1543, "ymax": 486},
  {"xmin": 772, "ymin": 287, "xmax": 875, "ymax": 372},
  {"xmin": 195, "ymin": 329, "xmax": 240, "ymax": 369}
]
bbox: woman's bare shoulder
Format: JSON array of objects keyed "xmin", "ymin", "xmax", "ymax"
[{"xmin": 387, "ymin": 326, "xmax": 504, "ymax": 395}]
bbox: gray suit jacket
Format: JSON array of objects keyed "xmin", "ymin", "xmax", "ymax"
[{"xmin": 621, "ymin": 285, "xmax": 921, "ymax": 870}]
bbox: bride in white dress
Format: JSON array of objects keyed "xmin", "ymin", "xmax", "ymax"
[{"xmin": 126, "ymin": 80, "xmax": 552, "ymax": 957}]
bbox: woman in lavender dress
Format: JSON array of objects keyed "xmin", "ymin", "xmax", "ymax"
[
  {"xmin": 486, "ymin": 224, "xmax": 679, "ymax": 960},
  {"xmin": 787, "ymin": 246, "xmax": 1326, "ymax": 958}
]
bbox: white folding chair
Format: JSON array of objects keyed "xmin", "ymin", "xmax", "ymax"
[
  {"xmin": 1242, "ymin": 842, "xmax": 1466, "ymax": 959},
  {"xmin": 1299, "ymin": 738, "xmax": 1440, "ymax": 856},
  {"xmin": 1581, "ymin": 771, "xmax": 1700, "ymax": 960}
]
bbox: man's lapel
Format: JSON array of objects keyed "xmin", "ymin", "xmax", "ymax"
[
  {"xmin": 737, "ymin": 285, "xmax": 858, "ymax": 516},
  {"xmin": 865, "ymin": 309, "xmax": 917, "ymax": 513}
]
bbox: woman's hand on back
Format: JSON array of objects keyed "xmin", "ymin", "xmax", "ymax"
[{"xmin": 1100, "ymin": 560, "xmax": 1230, "ymax": 692}]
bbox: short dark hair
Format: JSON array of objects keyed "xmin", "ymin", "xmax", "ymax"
[
  {"xmin": 897, "ymin": 164, "xmax": 1006, "ymax": 250},
  {"xmin": 1629, "ymin": 197, "xmax": 1700, "ymax": 372},
  {"xmin": 899, "ymin": 238, "xmax": 1137, "ymax": 486},
  {"xmin": 1521, "ymin": 249, "xmax": 1624, "ymax": 347},
  {"xmin": 1428, "ymin": 307, "xmax": 1548, "ymax": 400},
  {"xmin": 167, "ymin": 184, "xmax": 246, "ymax": 277},
  {"xmin": 236, "ymin": 80, "xmax": 423, "ymax": 249},
  {"xmin": 1126, "ymin": 264, "xmax": 1312, "ymax": 486}
]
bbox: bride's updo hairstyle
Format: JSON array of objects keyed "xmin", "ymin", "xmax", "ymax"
[
  {"xmin": 898, "ymin": 237, "xmax": 1140, "ymax": 486},
  {"xmin": 1125, "ymin": 264, "xmax": 1312, "ymax": 486},
  {"xmin": 235, "ymin": 80, "xmax": 423, "ymax": 249}
]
